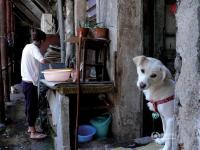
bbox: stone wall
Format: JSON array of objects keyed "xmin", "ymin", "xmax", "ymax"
[
  {"xmin": 176, "ymin": 0, "xmax": 200, "ymax": 149},
  {"xmin": 97, "ymin": 0, "xmax": 143, "ymax": 141}
]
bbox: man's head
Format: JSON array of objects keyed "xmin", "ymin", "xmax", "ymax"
[{"xmin": 32, "ymin": 29, "xmax": 46, "ymax": 42}]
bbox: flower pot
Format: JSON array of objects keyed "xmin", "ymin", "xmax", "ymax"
[
  {"xmin": 91, "ymin": 28, "xmax": 109, "ymax": 39},
  {"xmin": 76, "ymin": 27, "xmax": 89, "ymax": 37}
]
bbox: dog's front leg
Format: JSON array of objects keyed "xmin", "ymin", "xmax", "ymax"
[
  {"xmin": 159, "ymin": 117, "xmax": 175, "ymax": 150},
  {"xmin": 160, "ymin": 114, "xmax": 166, "ymax": 133},
  {"xmin": 155, "ymin": 114, "xmax": 166, "ymax": 145}
]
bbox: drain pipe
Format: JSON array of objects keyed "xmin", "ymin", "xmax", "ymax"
[
  {"xmin": 57, "ymin": 0, "xmax": 65, "ymax": 63},
  {"xmin": 3, "ymin": 0, "xmax": 11, "ymax": 102},
  {"xmin": 6, "ymin": 0, "xmax": 12, "ymax": 90},
  {"xmin": 1, "ymin": 0, "xmax": 10, "ymax": 102},
  {"xmin": 10, "ymin": 2, "xmax": 14, "ymax": 45},
  {"xmin": 9, "ymin": 2, "xmax": 15, "ymax": 88},
  {"xmin": 6, "ymin": 0, "xmax": 11, "ymax": 35},
  {"xmin": 0, "ymin": 0, "xmax": 6, "ymax": 123}
]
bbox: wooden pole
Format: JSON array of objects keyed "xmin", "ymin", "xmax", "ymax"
[{"xmin": 74, "ymin": 36, "xmax": 82, "ymax": 150}]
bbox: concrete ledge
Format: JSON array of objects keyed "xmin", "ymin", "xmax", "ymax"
[{"xmin": 46, "ymin": 89, "xmax": 70, "ymax": 150}]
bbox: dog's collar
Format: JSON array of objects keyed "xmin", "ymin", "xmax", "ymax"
[{"xmin": 148, "ymin": 95, "xmax": 174, "ymax": 112}]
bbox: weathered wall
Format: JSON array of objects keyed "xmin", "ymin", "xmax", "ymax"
[
  {"xmin": 97, "ymin": 0, "xmax": 143, "ymax": 141},
  {"xmin": 65, "ymin": 0, "xmax": 74, "ymax": 66},
  {"xmin": 96, "ymin": 0, "xmax": 117, "ymax": 81},
  {"xmin": 176, "ymin": 0, "xmax": 200, "ymax": 149},
  {"xmin": 115, "ymin": 0, "xmax": 143, "ymax": 140},
  {"xmin": 74, "ymin": 0, "xmax": 86, "ymax": 30}
]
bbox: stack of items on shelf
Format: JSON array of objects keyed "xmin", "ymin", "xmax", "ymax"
[{"xmin": 44, "ymin": 45, "xmax": 61, "ymax": 63}]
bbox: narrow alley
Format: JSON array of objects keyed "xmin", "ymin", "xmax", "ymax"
[
  {"xmin": 0, "ymin": 84, "xmax": 53, "ymax": 150},
  {"xmin": 0, "ymin": 0, "xmax": 199, "ymax": 150}
]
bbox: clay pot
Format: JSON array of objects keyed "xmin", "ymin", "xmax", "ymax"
[
  {"xmin": 76, "ymin": 27, "xmax": 89, "ymax": 37},
  {"xmin": 91, "ymin": 28, "xmax": 109, "ymax": 39}
]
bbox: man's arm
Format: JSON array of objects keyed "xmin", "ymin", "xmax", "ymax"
[{"xmin": 40, "ymin": 58, "xmax": 50, "ymax": 64}]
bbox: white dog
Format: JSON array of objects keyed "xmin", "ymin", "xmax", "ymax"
[{"xmin": 133, "ymin": 55, "xmax": 176, "ymax": 150}]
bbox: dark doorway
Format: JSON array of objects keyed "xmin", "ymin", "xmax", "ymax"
[
  {"xmin": 142, "ymin": 0, "xmax": 176, "ymax": 136},
  {"xmin": 12, "ymin": 17, "xmax": 31, "ymax": 85}
]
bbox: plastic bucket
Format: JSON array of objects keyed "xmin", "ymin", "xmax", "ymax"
[{"xmin": 90, "ymin": 113, "xmax": 111, "ymax": 139}]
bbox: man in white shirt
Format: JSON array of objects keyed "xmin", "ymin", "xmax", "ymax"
[{"xmin": 21, "ymin": 29, "xmax": 48, "ymax": 139}]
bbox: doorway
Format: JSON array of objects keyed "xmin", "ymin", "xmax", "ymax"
[{"xmin": 142, "ymin": 0, "xmax": 176, "ymax": 136}]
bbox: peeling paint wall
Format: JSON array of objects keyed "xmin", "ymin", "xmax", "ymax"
[
  {"xmin": 96, "ymin": 0, "xmax": 118, "ymax": 81},
  {"xmin": 176, "ymin": 0, "xmax": 200, "ymax": 149},
  {"xmin": 74, "ymin": 0, "xmax": 86, "ymax": 30}
]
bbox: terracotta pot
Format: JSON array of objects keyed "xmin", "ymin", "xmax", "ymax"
[
  {"xmin": 76, "ymin": 27, "xmax": 89, "ymax": 37},
  {"xmin": 91, "ymin": 28, "xmax": 109, "ymax": 39}
]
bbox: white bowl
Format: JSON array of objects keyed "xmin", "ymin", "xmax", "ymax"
[{"xmin": 42, "ymin": 68, "xmax": 72, "ymax": 82}]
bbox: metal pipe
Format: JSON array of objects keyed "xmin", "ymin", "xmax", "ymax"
[
  {"xmin": 10, "ymin": 3, "xmax": 15, "ymax": 87},
  {"xmin": 57, "ymin": 0, "xmax": 65, "ymax": 63},
  {"xmin": 10, "ymin": 2, "xmax": 14, "ymax": 45},
  {"xmin": 0, "ymin": 0, "xmax": 6, "ymax": 123},
  {"xmin": 6, "ymin": 0, "xmax": 12, "ymax": 95},
  {"xmin": 1, "ymin": 0, "xmax": 10, "ymax": 102},
  {"xmin": 6, "ymin": 0, "xmax": 11, "ymax": 35}
]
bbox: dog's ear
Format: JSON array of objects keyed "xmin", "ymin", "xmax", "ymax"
[
  {"xmin": 161, "ymin": 65, "xmax": 172, "ymax": 81},
  {"xmin": 133, "ymin": 55, "xmax": 147, "ymax": 66}
]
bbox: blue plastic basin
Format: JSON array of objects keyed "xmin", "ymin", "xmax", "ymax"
[{"xmin": 78, "ymin": 125, "xmax": 96, "ymax": 143}]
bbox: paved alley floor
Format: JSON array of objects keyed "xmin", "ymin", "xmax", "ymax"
[
  {"xmin": 0, "ymin": 83, "xmax": 163, "ymax": 150},
  {"xmin": 0, "ymin": 84, "xmax": 53, "ymax": 150}
]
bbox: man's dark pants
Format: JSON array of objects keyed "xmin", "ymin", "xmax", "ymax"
[{"xmin": 22, "ymin": 81, "xmax": 38, "ymax": 127}]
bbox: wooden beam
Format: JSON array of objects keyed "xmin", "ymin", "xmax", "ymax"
[
  {"xmin": 11, "ymin": 0, "xmax": 40, "ymax": 26},
  {"xmin": 20, "ymin": 0, "xmax": 43, "ymax": 19},
  {"xmin": 31, "ymin": 0, "xmax": 49, "ymax": 12}
]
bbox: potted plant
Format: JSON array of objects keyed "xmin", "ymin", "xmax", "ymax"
[
  {"xmin": 91, "ymin": 22, "xmax": 109, "ymax": 39},
  {"xmin": 76, "ymin": 20, "xmax": 90, "ymax": 37}
]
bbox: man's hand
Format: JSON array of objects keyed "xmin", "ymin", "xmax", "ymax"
[{"xmin": 40, "ymin": 58, "xmax": 50, "ymax": 64}]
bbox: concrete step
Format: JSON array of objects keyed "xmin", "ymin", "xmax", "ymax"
[{"xmin": 136, "ymin": 142, "xmax": 163, "ymax": 150}]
